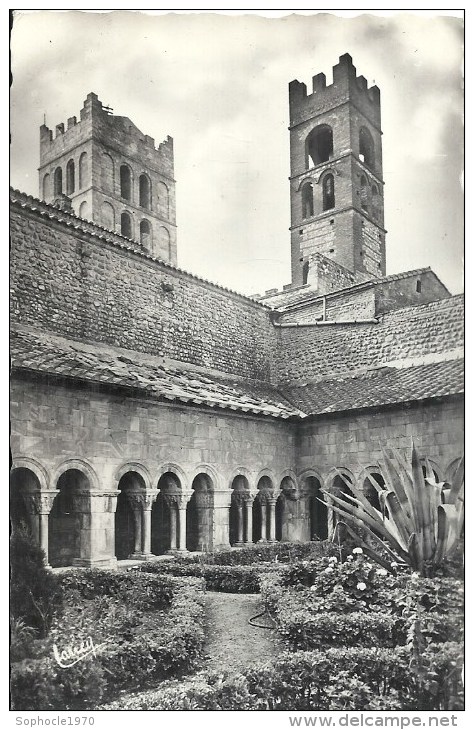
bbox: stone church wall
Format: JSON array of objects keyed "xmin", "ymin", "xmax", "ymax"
[
  {"xmin": 276, "ymin": 295, "xmax": 464, "ymax": 385},
  {"xmin": 10, "ymin": 205, "xmax": 276, "ymax": 382}
]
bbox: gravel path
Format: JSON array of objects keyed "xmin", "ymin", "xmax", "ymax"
[{"xmin": 203, "ymin": 592, "xmax": 282, "ymax": 672}]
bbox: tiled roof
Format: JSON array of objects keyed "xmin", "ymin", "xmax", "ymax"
[
  {"xmin": 255, "ymin": 267, "xmax": 443, "ymax": 312},
  {"xmin": 10, "ymin": 326, "xmax": 302, "ymax": 419},
  {"xmin": 282, "ymin": 357, "xmax": 464, "ymax": 416}
]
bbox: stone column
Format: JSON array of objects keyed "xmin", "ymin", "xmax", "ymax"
[
  {"xmin": 169, "ymin": 504, "xmax": 178, "ymax": 551},
  {"xmin": 178, "ymin": 501, "xmax": 188, "ymax": 553},
  {"xmin": 25, "ymin": 491, "xmax": 58, "ymax": 568},
  {"xmin": 244, "ymin": 496, "xmax": 254, "ymax": 544},
  {"xmin": 232, "ymin": 492, "xmax": 245, "ymax": 546},
  {"xmin": 141, "ymin": 491, "xmax": 158, "ymax": 558},
  {"xmin": 268, "ymin": 497, "xmax": 277, "ymax": 543},
  {"xmin": 260, "ymin": 499, "xmax": 268, "ymax": 542}
]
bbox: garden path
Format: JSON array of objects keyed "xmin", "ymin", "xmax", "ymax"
[{"xmin": 203, "ymin": 592, "xmax": 282, "ymax": 672}]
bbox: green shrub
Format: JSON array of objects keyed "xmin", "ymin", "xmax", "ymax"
[
  {"xmin": 10, "ymin": 528, "xmax": 62, "ymax": 636},
  {"xmin": 100, "ymin": 644, "xmax": 464, "ymax": 711},
  {"xmin": 138, "ymin": 561, "xmax": 264, "ymax": 593},
  {"xmin": 10, "ymin": 574, "xmax": 206, "ymax": 710},
  {"xmin": 59, "ymin": 568, "xmax": 174, "ymax": 610},
  {"xmin": 178, "ymin": 541, "xmax": 339, "ymax": 566}
]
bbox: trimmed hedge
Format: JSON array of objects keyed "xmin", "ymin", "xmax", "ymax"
[
  {"xmin": 180, "ymin": 541, "xmax": 339, "ymax": 566},
  {"xmin": 100, "ymin": 644, "xmax": 464, "ymax": 711},
  {"xmin": 10, "ymin": 573, "xmax": 206, "ymax": 710},
  {"xmin": 137, "ymin": 561, "xmax": 266, "ymax": 593}
]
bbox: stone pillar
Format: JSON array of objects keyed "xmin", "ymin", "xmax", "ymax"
[
  {"xmin": 169, "ymin": 505, "xmax": 178, "ymax": 550},
  {"xmin": 178, "ymin": 502, "xmax": 188, "ymax": 553},
  {"xmin": 268, "ymin": 497, "xmax": 277, "ymax": 542},
  {"xmin": 232, "ymin": 492, "xmax": 245, "ymax": 546},
  {"xmin": 141, "ymin": 491, "xmax": 158, "ymax": 558},
  {"xmin": 260, "ymin": 499, "xmax": 268, "ymax": 542},
  {"xmin": 25, "ymin": 491, "xmax": 58, "ymax": 568},
  {"xmin": 244, "ymin": 496, "xmax": 254, "ymax": 544},
  {"xmin": 72, "ymin": 491, "xmax": 118, "ymax": 568}
]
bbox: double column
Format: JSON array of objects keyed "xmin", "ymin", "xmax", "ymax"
[
  {"xmin": 259, "ymin": 493, "xmax": 277, "ymax": 543},
  {"xmin": 163, "ymin": 493, "xmax": 188, "ymax": 553},
  {"xmin": 232, "ymin": 492, "xmax": 257, "ymax": 545},
  {"xmin": 126, "ymin": 490, "xmax": 158, "ymax": 559}
]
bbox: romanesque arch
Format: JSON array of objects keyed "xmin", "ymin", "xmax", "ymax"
[
  {"xmin": 153, "ymin": 471, "xmax": 185, "ymax": 554},
  {"xmin": 358, "ymin": 466, "xmax": 386, "ymax": 511},
  {"xmin": 49, "ymin": 467, "xmax": 92, "ymax": 567},
  {"xmin": 79, "ymin": 151, "xmax": 89, "ymax": 189},
  {"xmin": 229, "ymin": 474, "xmax": 252, "ymax": 546},
  {"xmin": 306, "ymin": 124, "xmax": 333, "ymax": 167},
  {"xmin": 325, "ymin": 468, "xmax": 355, "ymax": 536},
  {"xmin": 186, "ymin": 473, "xmax": 214, "ymax": 551},
  {"xmin": 252, "ymin": 474, "xmax": 274, "ymax": 543},
  {"xmin": 300, "ymin": 471, "xmax": 327, "ymax": 541},
  {"xmin": 115, "ymin": 470, "xmax": 147, "ymax": 560}
]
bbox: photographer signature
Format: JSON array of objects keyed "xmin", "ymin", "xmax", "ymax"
[{"xmin": 53, "ymin": 636, "xmax": 108, "ymax": 668}]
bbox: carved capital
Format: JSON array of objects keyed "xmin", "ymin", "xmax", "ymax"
[
  {"xmin": 143, "ymin": 491, "xmax": 159, "ymax": 510},
  {"xmin": 163, "ymin": 493, "xmax": 182, "ymax": 509},
  {"xmin": 232, "ymin": 491, "xmax": 249, "ymax": 508},
  {"xmin": 125, "ymin": 492, "xmax": 146, "ymax": 511},
  {"xmin": 23, "ymin": 490, "xmax": 59, "ymax": 515}
]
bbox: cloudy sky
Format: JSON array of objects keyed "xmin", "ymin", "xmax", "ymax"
[{"xmin": 10, "ymin": 10, "xmax": 464, "ymax": 296}]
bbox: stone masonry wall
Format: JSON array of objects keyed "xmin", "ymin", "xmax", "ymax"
[
  {"xmin": 296, "ymin": 397, "xmax": 464, "ymax": 488},
  {"xmin": 10, "ymin": 376, "xmax": 297, "ymax": 554},
  {"xmin": 276, "ymin": 294, "xmax": 464, "ymax": 385},
  {"xmin": 10, "ymin": 204, "xmax": 275, "ymax": 382}
]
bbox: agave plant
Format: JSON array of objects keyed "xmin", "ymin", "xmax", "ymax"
[{"xmin": 321, "ymin": 445, "xmax": 464, "ymax": 576}]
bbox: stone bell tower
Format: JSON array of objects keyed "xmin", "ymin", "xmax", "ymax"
[
  {"xmin": 289, "ymin": 54, "xmax": 386, "ymax": 287},
  {"xmin": 38, "ymin": 92, "xmax": 177, "ymax": 265}
]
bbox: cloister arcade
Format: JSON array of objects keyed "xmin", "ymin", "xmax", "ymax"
[{"xmin": 10, "ymin": 457, "xmax": 458, "ymax": 568}]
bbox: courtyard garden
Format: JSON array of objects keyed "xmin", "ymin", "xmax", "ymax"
[{"xmin": 10, "ymin": 447, "xmax": 464, "ymax": 711}]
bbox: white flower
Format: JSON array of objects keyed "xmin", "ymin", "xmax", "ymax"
[
  {"xmin": 353, "ymin": 547, "xmax": 363, "ymax": 555},
  {"xmin": 310, "ymin": 584, "xmax": 317, "ymax": 591},
  {"xmin": 356, "ymin": 582, "xmax": 367, "ymax": 591},
  {"xmin": 411, "ymin": 572, "xmax": 420, "ymax": 581},
  {"xmin": 346, "ymin": 556, "xmax": 354, "ymax": 562},
  {"xmin": 328, "ymin": 557, "xmax": 338, "ymax": 564},
  {"xmin": 324, "ymin": 567, "xmax": 334, "ymax": 573},
  {"xmin": 376, "ymin": 568, "xmax": 388, "ymax": 576}
]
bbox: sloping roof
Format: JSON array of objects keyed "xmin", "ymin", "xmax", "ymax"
[
  {"xmin": 10, "ymin": 326, "xmax": 302, "ymax": 419},
  {"xmin": 282, "ymin": 357, "xmax": 464, "ymax": 416},
  {"xmin": 255, "ymin": 267, "xmax": 447, "ymax": 312}
]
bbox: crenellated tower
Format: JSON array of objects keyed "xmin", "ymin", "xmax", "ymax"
[
  {"xmin": 289, "ymin": 54, "xmax": 386, "ymax": 287},
  {"xmin": 38, "ymin": 92, "xmax": 177, "ymax": 265}
]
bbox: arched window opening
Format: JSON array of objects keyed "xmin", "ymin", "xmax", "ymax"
[
  {"xmin": 66, "ymin": 159, "xmax": 75, "ymax": 195},
  {"xmin": 305, "ymin": 476, "xmax": 327, "ymax": 541},
  {"xmin": 360, "ymin": 175, "xmax": 369, "ymax": 211},
  {"xmin": 10, "ymin": 468, "xmax": 41, "ymax": 537},
  {"xmin": 363, "ymin": 472, "xmax": 386, "ymax": 512},
  {"xmin": 416, "ymin": 279, "xmax": 422, "ymax": 294},
  {"xmin": 302, "ymin": 260, "xmax": 309, "ymax": 285},
  {"xmin": 322, "ymin": 174, "xmax": 335, "ymax": 211},
  {"xmin": 42, "ymin": 173, "xmax": 50, "ymax": 201},
  {"xmin": 54, "ymin": 167, "xmax": 62, "ymax": 196},
  {"xmin": 115, "ymin": 472, "xmax": 146, "ymax": 560},
  {"xmin": 306, "ymin": 125, "xmax": 333, "ymax": 168},
  {"xmin": 302, "ymin": 182, "xmax": 314, "ymax": 218},
  {"xmin": 152, "ymin": 472, "xmax": 183, "ymax": 555},
  {"xmin": 49, "ymin": 469, "xmax": 90, "ymax": 568},
  {"xmin": 139, "ymin": 174, "xmax": 151, "ymax": 209},
  {"xmin": 140, "ymin": 219, "xmax": 151, "ymax": 248},
  {"xmin": 158, "ymin": 226, "xmax": 171, "ymax": 260},
  {"xmin": 121, "ymin": 211, "xmax": 132, "ymax": 239},
  {"xmin": 359, "ymin": 127, "xmax": 375, "ymax": 169},
  {"xmin": 79, "ymin": 152, "xmax": 88, "ymax": 189},
  {"xmin": 120, "ymin": 164, "xmax": 132, "ymax": 201}
]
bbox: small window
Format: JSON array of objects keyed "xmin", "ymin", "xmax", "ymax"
[
  {"xmin": 54, "ymin": 167, "xmax": 63, "ymax": 196},
  {"xmin": 140, "ymin": 219, "xmax": 151, "ymax": 247},
  {"xmin": 359, "ymin": 127, "xmax": 375, "ymax": 170},
  {"xmin": 66, "ymin": 159, "xmax": 75, "ymax": 195},
  {"xmin": 139, "ymin": 174, "xmax": 151, "ymax": 209},
  {"xmin": 322, "ymin": 174, "xmax": 335, "ymax": 211},
  {"xmin": 416, "ymin": 279, "xmax": 422, "ymax": 294},
  {"xmin": 121, "ymin": 211, "xmax": 132, "ymax": 238},
  {"xmin": 79, "ymin": 152, "xmax": 89, "ymax": 189},
  {"xmin": 42, "ymin": 173, "xmax": 50, "ymax": 200},
  {"xmin": 120, "ymin": 165, "xmax": 132, "ymax": 201},
  {"xmin": 302, "ymin": 182, "xmax": 314, "ymax": 218}
]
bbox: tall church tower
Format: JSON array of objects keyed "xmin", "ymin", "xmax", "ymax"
[
  {"xmin": 289, "ymin": 54, "xmax": 386, "ymax": 287},
  {"xmin": 38, "ymin": 93, "xmax": 177, "ymax": 265}
]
